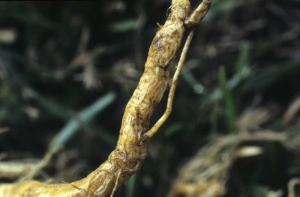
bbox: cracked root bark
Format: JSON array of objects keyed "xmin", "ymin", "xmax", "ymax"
[{"xmin": 0, "ymin": 0, "xmax": 211, "ymax": 196}]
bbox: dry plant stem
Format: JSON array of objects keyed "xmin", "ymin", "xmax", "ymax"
[
  {"xmin": 0, "ymin": 127, "xmax": 9, "ymax": 134},
  {"xmin": 0, "ymin": 1, "xmax": 211, "ymax": 196},
  {"xmin": 288, "ymin": 178, "xmax": 300, "ymax": 197},
  {"xmin": 0, "ymin": 147, "xmax": 60, "ymax": 183},
  {"xmin": 18, "ymin": 146, "xmax": 62, "ymax": 182}
]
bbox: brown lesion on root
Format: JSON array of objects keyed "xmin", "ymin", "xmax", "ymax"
[{"xmin": 0, "ymin": 1, "xmax": 212, "ymax": 196}]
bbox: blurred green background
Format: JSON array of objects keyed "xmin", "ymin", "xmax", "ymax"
[{"xmin": 0, "ymin": 0, "xmax": 299, "ymax": 196}]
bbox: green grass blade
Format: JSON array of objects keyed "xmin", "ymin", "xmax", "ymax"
[
  {"xmin": 218, "ymin": 66, "xmax": 236, "ymax": 133},
  {"xmin": 48, "ymin": 91, "xmax": 116, "ymax": 150}
]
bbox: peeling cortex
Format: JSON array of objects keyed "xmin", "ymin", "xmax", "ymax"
[{"xmin": 153, "ymin": 36, "xmax": 163, "ymax": 48}]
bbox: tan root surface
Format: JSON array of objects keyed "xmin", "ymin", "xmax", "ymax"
[{"xmin": 0, "ymin": 0, "xmax": 211, "ymax": 196}]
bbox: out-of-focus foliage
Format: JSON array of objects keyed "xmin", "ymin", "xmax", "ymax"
[{"xmin": 0, "ymin": 0, "xmax": 299, "ymax": 196}]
